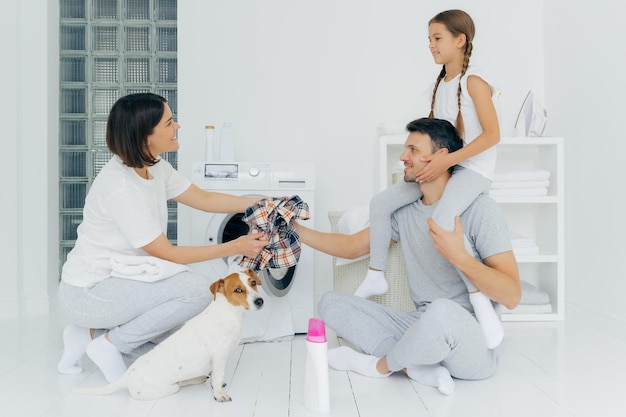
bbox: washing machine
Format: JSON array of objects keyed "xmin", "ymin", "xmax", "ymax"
[{"xmin": 187, "ymin": 161, "xmax": 315, "ymax": 341}]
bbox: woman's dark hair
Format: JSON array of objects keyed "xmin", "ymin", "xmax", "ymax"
[{"xmin": 106, "ymin": 93, "xmax": 167, "ymax": 168}]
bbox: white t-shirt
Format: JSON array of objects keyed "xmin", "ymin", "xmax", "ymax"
[
  {"xmin": 61, "ymin": 156, "xmax": 191, "ymax": 287},
  {"xmin": 427, "ymin": 66, "xmax": 499, "ymax": 180}
]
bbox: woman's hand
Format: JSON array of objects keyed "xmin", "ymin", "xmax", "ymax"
[
  {"xmin": 230, "ymin": 232, "xmax": 270, "ymax": 258},
  {"xmin": 416, "ymin": 152, "xmax": 453, "ymax": 183}
]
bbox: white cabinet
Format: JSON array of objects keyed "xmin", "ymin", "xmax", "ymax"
[{"xmin": 379, "ymin": 136, "xmax": 564, "ymax": 321}]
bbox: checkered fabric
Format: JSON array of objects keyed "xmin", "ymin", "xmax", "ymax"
[{"xmin": 239, "ymin": 195, "xmax": 310, "ymax": 271}]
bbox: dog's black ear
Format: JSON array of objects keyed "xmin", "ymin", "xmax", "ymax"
[{"xmin": 209, "ymin": 279, "xmax": 225, "ymax": 300}]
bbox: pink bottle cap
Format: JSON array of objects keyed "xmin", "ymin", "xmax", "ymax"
[{"xmin": 306, "ymin": 318, "xmax": 327, "ymax": 343}]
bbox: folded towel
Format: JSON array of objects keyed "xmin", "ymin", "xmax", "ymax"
[
  {"xmin": 377, "ymin": 123, "xmax": 408, "ymax": 136},
  {"xmin": 489, "ymin": 187, "xmax": 548, "ymax": 197},
  {"xmin": 336, "ymin": 206, "xmax": 370, "ymax": 266},
  {"xmin": 337, "ymin": 206, "xmax": 370, "ymax": 234},
  {"xmin": 511, "ymin": 238, "xmax": 537, "ymax": 248},
  {"xmin": 502, "ymin": 303, "xmax": 552, "ymax": 314},
  {"xmin": 513, "ymin": 245, "xmax": 540, "ymax": 257},
  {"xmin": 519, "ymin": 280, "xmax": 551, "ymax": 305},
  {"xmin": 110, "ymin": 255, "xmax": 190, "ymax": 282},
  {"xmin": 510, "ymin": 232, "xmax": 537, "ymax": 247},
  {"xmin": 491, "ymin": 180, "xmax": 550, "ymax": 189},
  {"xmin": 493, "ymin": 169, "xmax": 551, "ymax": 182}
]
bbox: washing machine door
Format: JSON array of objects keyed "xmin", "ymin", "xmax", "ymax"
[{"xmin": 213, "ymin": 212, "xmax": 296, "ymax": 297}]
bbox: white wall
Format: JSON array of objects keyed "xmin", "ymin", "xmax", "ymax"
[
  {"xmin": 1, "ymin": 0, "xmax": 58, "ymax": 317},
  {"xmin": 5, "ymin": 0, "xmax": 626, "ymax": 344},
  {"xmin": 0, "ymin": 0, "xmax": 21, "ymax": 316},
  {"xmin": 177, "ymin": 0, "xmax": 545, "ymax": 304},
  {"xmin": 545, "ymin": 0, "xmax": 626, "ymax": 340}
]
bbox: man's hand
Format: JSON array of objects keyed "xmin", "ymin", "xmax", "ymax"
[{"xmin": 427, "ymin": 216, "xmax": 470, "ymax": 266}]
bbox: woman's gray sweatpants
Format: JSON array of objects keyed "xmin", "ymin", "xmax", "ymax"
[
  {"xmin": 318, "ymin": 291, "xmax": 499, "ymax": 380},
  {"xmin": 57, "ymin": 271, "xmax": 211, "ymax": 365}
]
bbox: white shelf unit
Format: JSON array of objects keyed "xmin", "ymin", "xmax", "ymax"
[{"xmin": 379, "ymin": 135, "xmax": 564, "ymax": 321}]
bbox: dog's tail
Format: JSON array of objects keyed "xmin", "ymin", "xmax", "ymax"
[{"xmin": 70, "ymin": 374, "xmax": 127, "ymax": 396}]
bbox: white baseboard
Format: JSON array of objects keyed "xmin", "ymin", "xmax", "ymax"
[
  {"xmin": 0, "ymin": 296, "xmax": 21, "ymax": 318},
  {"xmin": 566, "ymin": 301, "xmax": 626, "ymax": 344},
  {"xmin": 0, "ymin": 294, "xmax": 52, "ymax": 318}
]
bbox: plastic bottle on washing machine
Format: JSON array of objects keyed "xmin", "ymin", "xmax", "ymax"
[
  {"xmin": 303, "ymin": 317, "xmax": 330, "ymax": 414},
  {"xmin": 204, "ymin": 125, "xmax": 215, "ymax": 161},
  {"xmin": 219, "ymin": 122, "xmax": 235, "ymax": 161}
]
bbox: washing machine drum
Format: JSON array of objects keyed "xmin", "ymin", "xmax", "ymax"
[{"xmin": 219, "ymin": 213, "xmax": 296, "ymax": 297}]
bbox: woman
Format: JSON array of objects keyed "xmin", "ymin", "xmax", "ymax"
[{"xmin": 57, "ymin": 93, "xmax": 269, "ymax": 383}]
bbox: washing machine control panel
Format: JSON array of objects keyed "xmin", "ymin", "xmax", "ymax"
[{"xmin": 191, "ymin": 161, "xmax": 271, "ymax": 190}]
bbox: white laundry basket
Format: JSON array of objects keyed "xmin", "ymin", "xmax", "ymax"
[{"xmin": 328, "ymin": 211, "xmax": 415, "ymax": 313}]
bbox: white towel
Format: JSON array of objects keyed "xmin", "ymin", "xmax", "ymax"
[
  {"xmin": 513, "ymin": 246, "xmax": 540, "ymax": 257},
  {"xmin": 337, "ymin": 206, "xmax": 370, "ymax": 234},
  {"xmin": 377, "ymin": 123, "xmax": 408, "ymax": 136},
  {"xmin": 501, "ymin": 280, "xmax": 552, "ymax": 314},
  {"xmin": 336, "ymin": 206, "xmax": 370, "ymax": 266},
  {"xmin": 491, "ymin": 180, "xmax": 550, "ymax": 189},
  {"xmin": 110, "ymin": 255, "xmax": 190, "ymax": 282},
  {"xmin": 502, "ymin": 304, "xmax": 552, "ymax": 314},
  {"xmin": 489, "ymin": 188, "xmax": 548, "ymax": 197},
  {"xmin": 511, "ymin": 238, "xmax": 537, "ymax": 248},
  {"xmin": 519, "ymin": 280, "xmax": 551, "ymax": 305},
  {"xmin": 493, "ymin": 169, "xmax": 551, "ymax": 182}
]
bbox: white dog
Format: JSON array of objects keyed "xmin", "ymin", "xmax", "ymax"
[{"xmin": 72, "ymin": 269, "xmax": 264, "ymax": 402}]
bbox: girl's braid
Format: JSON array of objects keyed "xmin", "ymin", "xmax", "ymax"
[
  {"xmin": 428, "ymin": 66, "xmax": 447, "ymax": 118},
  {"xmin": 455, "ymin": 41, "xmax": 473, "ymax": 139}
]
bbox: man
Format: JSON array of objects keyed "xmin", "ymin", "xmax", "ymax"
[{"xmin": 294, "ymin": 118, "xmax": 520, "ymax": 395}]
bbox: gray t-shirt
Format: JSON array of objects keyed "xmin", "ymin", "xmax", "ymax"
[{"xmin": 391, "ymin": 194, "xmax": 512, "ymax": 312}]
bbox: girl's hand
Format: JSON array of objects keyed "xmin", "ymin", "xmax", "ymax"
[
  {"xmin": 231, "ymin": 232, "xmax": 270, "ymax": 258},
  {"xmin": 415, "ymin": 152, "xmax": 452, "ymax": 183}
]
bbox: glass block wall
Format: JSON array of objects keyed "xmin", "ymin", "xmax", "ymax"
[{"xmin": 59, "ymin": 0, "xmax": 178, "ymax": 273}]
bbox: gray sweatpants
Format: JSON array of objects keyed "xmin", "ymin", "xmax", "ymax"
[
  {"xmin": 318, "ymin": 292, "xmax": 499, "ymax": 380},
  {"xmin": 57, "ymin": 271, "xmax": 211, "ymax": 365},
  {"xmin": 369, "ymin": 166, "xmax": 491, "ymax": 291}
]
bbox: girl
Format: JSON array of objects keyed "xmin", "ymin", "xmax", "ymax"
[
  {"xmin": 57, "ymin": 93, "xmax": 269, "ymax": 383},
  {"xmin": 355, "ymin": 9, "xmax": 503, "ymax": 349}
]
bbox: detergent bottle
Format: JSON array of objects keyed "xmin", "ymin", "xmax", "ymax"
[
  {"xmin": 303, "ymin": 317, "xmax": 330, "ymax": 414},
  {"xmin": 204, "ymin": 125, "xmax": 215, "ymax": 161}
]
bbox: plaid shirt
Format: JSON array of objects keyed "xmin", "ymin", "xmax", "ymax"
[{"xmin": 239, "ymin": 195, "xmax": 310, "ymax": 271}]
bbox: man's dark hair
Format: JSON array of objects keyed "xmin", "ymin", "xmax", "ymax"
[{"xmin": 406, "ymin": 118, "xmax": 463, "ymax": 154}]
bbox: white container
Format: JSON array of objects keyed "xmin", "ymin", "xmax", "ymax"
[
  {"xmin": 204, "ymin": 125, "xmax": 216, "ymax": 161},
  {"xmin": 303, "ymin": 318, "xmax": 330, "ymax": 414},
  {"xmin": 219, "ymin": 122, "xmax": 234, "ymax": 161}
]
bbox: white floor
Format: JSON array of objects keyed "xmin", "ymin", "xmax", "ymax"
[{"xmin": 2, "ymin": 308, "xmax": 625, "ymax": 417}]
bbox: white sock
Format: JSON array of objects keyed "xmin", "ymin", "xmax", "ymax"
[
  {"xmin": 57, "ymin": 324, "xmax": 92, "ymax": 374},
  {"xmin": 327, "ymin": 346, "xmax": 391, "ymax": 378},
  {"xmin": 406, "ymin": 365, "xmax": 455, "ymax": 396},
  {"xmin": 470, "ymin": 291, "xmax": 504, "ymax": 349},
  {"xmin": 354, "ymin": 269, "xmax": 389, "ymax": 298},
  {"xmin": 86, "ymin": 334, "xmax": 128, "ymax": 383}
]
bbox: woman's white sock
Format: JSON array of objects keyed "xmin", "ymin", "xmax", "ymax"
[
  {"xmin": 406, "ymin": 364, "xmax": 455, "ymax": 395},
  {"xmin": 354, "ymin": 269, "xmax": 389, "ymax": 298},
  {"xmin": 57, "ymin": 324, "xmax": 91, "ymax": 374},
  {"xmin": 327, "ymin": 346, "xmax": 391, "ymax": 378},
  {"xmin": 86, "ymin": 334, "xmax": 127, "ymax": 383}
]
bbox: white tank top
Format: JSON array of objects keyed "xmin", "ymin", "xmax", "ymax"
[{"xmin": 429, "ymin": 66, "xmax": 499, "ymax": 180}]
